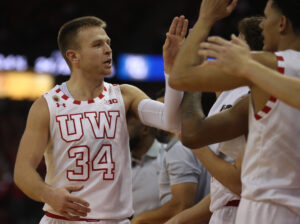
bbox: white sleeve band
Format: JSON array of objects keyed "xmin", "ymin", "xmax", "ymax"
[{"xmin": 137, "ymin": 73, "xmax": 183, "ymax": 133}]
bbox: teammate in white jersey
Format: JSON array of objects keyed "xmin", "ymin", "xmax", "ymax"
[
  {"xmin": 169, "ymin": 0, "xmax": 300, "ymax": 223},
  {"xmin": 13, "ymin": 15, "xmax": 188, "ymax": 223},
  {"xmin": 166, "ymin": 16, "xmax": 263, "ymax": 224}
]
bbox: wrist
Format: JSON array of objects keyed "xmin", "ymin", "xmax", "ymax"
[{"xmin": 40, "ymin": 184, "xmax": 55, "ymax": 203}]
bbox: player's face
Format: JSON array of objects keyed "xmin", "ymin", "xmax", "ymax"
[
  {"xmin": 260, "ymin": 0, "xmax": 281, "ymax": 51},
  {"xmin": 76, "ymin": 26, "xmax": 112, "ymax": 77}
]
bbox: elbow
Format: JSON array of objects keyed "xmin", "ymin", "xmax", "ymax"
[{"xmin": 181, "ymin": 134, "xmax": 204, "ymax": 149}]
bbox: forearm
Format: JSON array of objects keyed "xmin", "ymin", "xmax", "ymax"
[
  {"xmin": 137, "ymin": 74, "xmax": 183, "ymax": 133},
  {"xmin": 170, "ymin": 17, "xmax": 213, "ymax": 88},
  {"xmin": 194, "ymin": 147, "xmax": 241, "ymax": 195},
  {"xmin": 180, "ymin": 92, "xmax": 206, "ymax": 148},
  {"xmin": 165, "ymin": 194, "xmax": 211, "ymax": 224},
  {"xmin": 133, "ymin": 199, "xmax": 187, "ymax": 224},
  {"xmin": 14, "ymin": 163, "xmax": 52, "ymax": 203},
  {"xmin": 243, "ymin": 59, "xmax": 300, "ymax": 109}
]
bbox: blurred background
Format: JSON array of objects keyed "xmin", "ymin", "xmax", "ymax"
[{"xmin": 0, "ymin": 0, "xmax": 265, "ymax": 223}]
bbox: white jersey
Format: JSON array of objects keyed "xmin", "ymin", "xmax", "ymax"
[
  {"xmin": 241, "ymin": 50, "xmax": 300, "ymax": 215},
  {"xmin": 43, "ymin": 82, "xmax": 133, "ymax": 219},
  {"xmin": 207, "ymin": 87, "xmax": 249, "ymax": 212}
]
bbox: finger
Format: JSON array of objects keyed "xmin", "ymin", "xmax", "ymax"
[
  {"xmin": 226, "ymin": 0, "xmax": 238, "ymax": 15},
  {"xmin": 231, "ymin": 34, "xmax": 248, "ymax": 47},
  {"xmin": 64, "ymin": 206, "xmax": 88, "ymax": 217},
  {"xmin": 169, "ymin": 17, "xmax": 179, "ymax": 34},
  {"xmin": 198, "ymin": 49, "xmax": 219, "ymax": 59},
  {"xmin": 61, "ymin": 211, "xmax": 80, "ymax": 221},
  {"xmin": 68, "ymin": 195, "xmax": 90, "ymax": 208},
  {"xmin": 66, "ymin": 199, "xmax": 91, "ymax": 213},
  {"xmin": 175, "ymin": 15, "xmax": 185, "ymax": 35},
  {"xmin": 207, "ymin": 36, "xmax": 231, "ymax": 47},
  {"xmin": 199, "ymin": 42, "xmax": 225, "ymax": 54},
  {"xmin": 65, "ymin": 185, "xmax": 84, "ymax": 193},
  {"xmin": 164, "ymin": 33, "xmax": 171, "ymax": 48},
  {"xmin": 181, "ymin": 19, "xmax": 189, "ymax": 38}
]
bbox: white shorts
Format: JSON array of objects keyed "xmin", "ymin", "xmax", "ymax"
[
  {"xmin": 40, "ymin": 215, "xmax": 130, "ymax": 224},
  {"xmin": 209, "ymin": 206, "xmax": 238, "ymax": 224},
  {"xmin": 235, "ymin": 198, "xmax": 300, "ymax": 224}
]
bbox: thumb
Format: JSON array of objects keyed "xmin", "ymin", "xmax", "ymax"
[
  {"xmin": 65, "ymin": 185, "xmax": 84, "ymax": 193},
  {"xmin": 231, "ymin": 34, "xmax": 248, "ymax": 47}
]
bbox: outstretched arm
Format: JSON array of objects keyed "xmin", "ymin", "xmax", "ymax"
[
  {"xmin": 122, "ymin": 16, "xmax": 189, "ymax": 133},
  {"xmin": 199, "ymin": 35, "xmax": 300, "ymax": 109},
  {"xmin": 169, "ymin": 0, "xmax": 251, "ymax": 92},
  {"xmin": 14, "ymin": 97, "xmax": 90, "ymax": 220}
]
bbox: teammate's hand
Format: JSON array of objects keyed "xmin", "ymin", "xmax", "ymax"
[
  {"xmin": 199, "ymin": 0, "xmax": 238, "ymax": 23},
  {"xmin": 198, "ymin": 34, "xmax": 252, "ymax": 77},
  {"xmin": 163, "ymin": 15, "xmax": 188, "ymax": 74},
  {"xmin": 45, "ymin": 185, "xmax": 91, "ymax": 220}
]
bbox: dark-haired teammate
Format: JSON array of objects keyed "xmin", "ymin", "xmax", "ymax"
[{"xmin": 170, "ymin": 0, "xmax": 300, "ymax": 223}]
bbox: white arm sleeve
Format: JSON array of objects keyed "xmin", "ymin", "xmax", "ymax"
[{"xmin": 138, "ymin": 74, "xmax": 183, "ymax": 133}]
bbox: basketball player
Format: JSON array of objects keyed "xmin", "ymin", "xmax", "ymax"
[
  {"xmin": 169, "ymin": 0, "xmax": 300, "ymax": 223},
  {"xmin": 13, "ymin": 15, "xmax": 187, "ymax": 223},
  {"xmin": 165, "ymin": 16, "xmax": 263, "ymax": 224}
]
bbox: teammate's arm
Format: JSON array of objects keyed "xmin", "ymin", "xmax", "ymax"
[
  {"xmin": 169, "ymin": 0, "xmax": 253, "ymax": 92},
  {"xmin": 199, "ymin": 35, "xmax": 300, "ymax": 108},
  {"xmin": 181, "ymin": 93, "xmax": 249, "ymax": 149},
  {"xmin": 164, "ymin": 194, "xmax": 211, "ymax": 224},
  {"xmin": 193, "ymin": 146, "xmax": 244, "ymax": 195},
  {"xmin": 121, "ymin": 16, "xmax": 189, "ymax": 133},
  {"xmin": 14, "ymin": 97, "xmax": 90, "ymax": 220},
  {"xmin": 131, "ymin": 182, "xmax": 198, "ymax": 224}
]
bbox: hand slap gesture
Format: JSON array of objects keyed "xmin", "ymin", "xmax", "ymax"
[
  {"xmin": 199, "ymin": 0, "xmax": 238, "ymax": 23},
  {"xmin": 163, "ymin": 15, "xmax": 188, "ymax": 74},
  {"xmin": 198, "ymin": 34, "xmax": 252, "ymax": 77}
]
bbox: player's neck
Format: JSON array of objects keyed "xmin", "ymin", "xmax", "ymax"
[
  {"xmin": 66, "ymin": 74, "xmax": 105, "ymax": 101},
  {"xmin": 278, "ymin": 33, "xmax": 300, "ymax": 52}
]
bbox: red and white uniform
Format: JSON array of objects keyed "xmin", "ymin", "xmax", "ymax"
[
  {"xmin": 236, "ymin": 50, "xmax": 300, "ymax": 224},
  {"xmin": 207, "ymin": 87, "xmax": 248, "ymax": 224},
  {"xmin": 42, "ymin": 82, "xmax": 133, "ymax": 221}
]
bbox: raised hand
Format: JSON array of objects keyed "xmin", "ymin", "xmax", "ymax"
[
  {"xmin": 198, "ymin": 34, "xmax": 251, "ymax": 76},
  {"xmin": 46, "ymin": 185, "xmax": 91, "ymax": 220},
  {"xmin": 163, "ymin": 15, "xmax": 188, "ymax": 74},
  {"xmin": 199, "ymin": 0, "xmax": 238, "ymax": 23}
]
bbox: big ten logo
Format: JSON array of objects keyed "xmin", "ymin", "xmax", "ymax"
[{"xmin": 108, "ymin": 99, "xmax": 118, "ymax": 104}]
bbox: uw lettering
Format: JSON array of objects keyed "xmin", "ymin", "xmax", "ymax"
[{"xmin": 56, "ymin": 111, "xmax": 120, "ymax": 142}]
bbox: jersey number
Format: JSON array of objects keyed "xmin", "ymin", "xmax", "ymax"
[{"xmin": 67, "ymin": 144, "xmax": 115, "ymax": 181}]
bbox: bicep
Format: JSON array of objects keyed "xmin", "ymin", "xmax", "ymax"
[
  {"xmin": 15, "ymin": 97, "xmax": 50, "ymax": 169},
  {"xmin": 120, "ymin": 84, "xmax": 149, "ymax": 119}
]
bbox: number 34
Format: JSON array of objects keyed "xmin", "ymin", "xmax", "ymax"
[{"xmin": 67, "ymin": 144, "xmax": 115, "ymax": 181}]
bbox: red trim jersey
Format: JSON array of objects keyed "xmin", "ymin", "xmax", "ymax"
[
  {"xmin": 42, "ymin": 82, "xmax": 133, "ymax": 219},
  {"xmin": 207, "ymin": 87, "xmax": 249, "ymax": 212},
  {"xmin": 241, "ymin": 50, "xmax": 300, "ymax": 215}
]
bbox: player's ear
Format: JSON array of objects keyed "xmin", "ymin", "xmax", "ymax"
[
  {"xmin": 279, "ymin": 15, "xmax": 288, "ymax": 34},
  {"xmin": 66, "ymin": 49, "xmax": 79, "ymax": 66}
]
